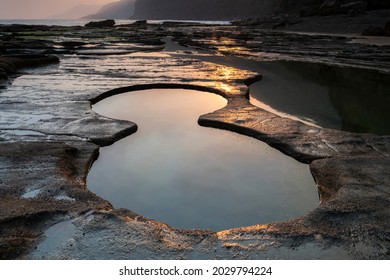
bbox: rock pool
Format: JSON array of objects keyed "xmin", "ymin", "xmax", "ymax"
[{"xmin": 88, "ymin": 88, "xmax": 318, "ymax": 231}]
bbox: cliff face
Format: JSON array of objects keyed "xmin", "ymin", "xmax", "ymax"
[
  {"xmin": 132, "ymin": 0, "xmax": 283, "ymax": 20},
  {"xmin": 367, "ymin": 0, "xmax": 390, "ymax": 9},
  {"xmin": 280, "ymin": 0, "xmax": 390, "ymax": 13},
  {"xmin": 279, "ymin": 0, "xmax": 322, "ymax": 12},
  {"xmin": 131, "ymin": 0, "xmax": 390, "ymax": 20},
  {"xmin": 79, "ymin": 0, "xmax": 390, "ymax": 23},
  {"xmin": 84, "ymin": 0, "xmax": 137, "ymax": 19}
]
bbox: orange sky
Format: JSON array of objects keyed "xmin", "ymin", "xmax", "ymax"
[{"xmin": 0, "ymin": 0, "xmax": 113, "ymax": 19}]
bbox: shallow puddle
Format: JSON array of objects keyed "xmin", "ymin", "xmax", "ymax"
[
  {"xmin": 87, "ymin": 89, "xmax": 318, "ymax": 231},
  {"xmin": 30, "ymin": 219, "xmax": 76, "ymax": 259}
]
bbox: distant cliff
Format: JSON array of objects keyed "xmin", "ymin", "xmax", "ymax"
[
  {"xmin": 84, "ymin": 0, "xmax": 136, "ymax": 19},
  {"xmin": 131, "ymin": 0, "xmax": 390, "ymax": 20},
  {"xmin": 280, "ymin": 0, "xmax": 390, "ymax": 15},
  {"xmin": 132, "ymin": 0, "xmax": 283, "ymax": 20}
]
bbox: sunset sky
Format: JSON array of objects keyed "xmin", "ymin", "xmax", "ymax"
[{"xmin": 0, "ymin": 0, "xmax": 113, "ymax": 19}]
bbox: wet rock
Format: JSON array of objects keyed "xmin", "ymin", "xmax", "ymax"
[
  {"xmin": 0, "ymin": 68, "xmax": 7, "ymax": 80},
  {"xmin": 62, "ymin": 41, "xmax": 88, "ymax": 49},
  {"xmin": 0, "ymin": 141, "xmax": 111, "ymax": 259},
  {"xmin": 57, "ymin": 115, "xmax": 138, "ymax": 146},
  {"xmin": 85, "ymin": 19, "xmax": 115, "ymax": 28},
  {"xmin": 0, "ymin": 21, "xmax": 389, "ymax": 260},
  {"xmin": 231, "ymin": 16, "xmax": 302, "ymax": 29},
  {"xmin": 170, "ymin": 25, "xmax": 390, "ymax": 71},
  {"xmin": 362, "ymin": 25, "xmax": 385, "ymax": 36},
  {"xmin": 2, "ymin": 39, "xmax": 54, "ymax": 54},
  {"xmin": 132, "ymin": 20, "xmax": 147, "ymax": 25},
  {"xmin": 9, "ymin": 54, "xmax": 59, "ymax": 67},
  {"xmin": 0, "ymin": 59, "xmax": 17, "ymax": 75},
  {"xmin": 0, "ymin": 55, "xmax": 59, "ymax": 80},
  {"xmin": 199, "ymin": 97, "xmax": 390, "ymax": 163}
]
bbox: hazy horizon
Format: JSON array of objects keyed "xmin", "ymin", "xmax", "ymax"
[{"xmin": 0, "ymin": 0, "xmax": 114, "ymax": 19}]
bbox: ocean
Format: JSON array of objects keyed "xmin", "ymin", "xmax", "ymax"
[{"xmin": 0, "ymin": 19, "xmax": 230, "ymax": 26}]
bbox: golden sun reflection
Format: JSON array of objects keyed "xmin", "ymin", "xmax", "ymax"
[
  {"xmin": 215, "ymin": 65, "xmax": 236, "ymax": 80},
  {"xmin": 215, "ymin": 82, "xmax": 235, "ymax": 94},
  {"xmin": 208, "ymin": 37, "xmax": 250, "ymax": 55},
  {"xmin": 212, "ymin": 65, "xmax": 248, "ymax": 94}
]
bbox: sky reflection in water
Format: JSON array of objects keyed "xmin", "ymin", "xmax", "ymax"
[{"xmin": 88, "ymin": 89, "xmax": 318, "ymax": 231}]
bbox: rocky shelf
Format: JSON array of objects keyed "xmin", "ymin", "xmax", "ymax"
[{"xmin": 0, "ymin": 21, "xmax": 389, "ymax": 259}]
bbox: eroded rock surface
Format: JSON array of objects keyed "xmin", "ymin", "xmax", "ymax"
[{"xmin": 0, "ymin": 22, "xmax": 389, "ymax": 259}]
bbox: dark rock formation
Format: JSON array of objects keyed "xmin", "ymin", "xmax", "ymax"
[
  {"xmin": 282, "ymin": 0, "xmax": 389, "ymax": 16},
  {"xmin": 131, "ymin": 0, "xmax": 390, "ymax": 20},
  {"xmin": 319, "ymin": 0, "xmax": 342, "ymax": 16},
  {"xmin": 132, "ymin": 19, "xmax": 147, "ymax": 25},
  {"xmin": 83, "ymin": 0, "xmax": 136, "ymax": 19},
  {"xmin": 341, "ymin": 1, "xmax": 367, "ymax": 14},
  {"xmin": 367, "ymin": 0, "xmax": 390, "ymax": 10},
  {"xmin": 0, "ymin": 55, "xmax": 59, "ymax": 80},
  {"xmin": 361, "ymin": 18, "xmax": 390, "ymax": 36},
  {"xmin": 85, "ymin": 19, "xmax": 116, "ymax": 28},
  {"xmin": 362, "ymin": 25, "xmax": 385, "ymax": 35},
  {"xmin": 132, "ymin": 0, "xmax": 283, "ymax": 20},
  {"xmin": 385, "ymin": 20, "xmax": 390, "ymax": 36}
]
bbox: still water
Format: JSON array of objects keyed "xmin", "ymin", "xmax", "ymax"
[
  {"xmin": 87, "ymin": 89, "xmax": 318, "ymax": 231},
  {"xmin": 250, "ymin": 61, "xmax": 390, "ymax": 135}
]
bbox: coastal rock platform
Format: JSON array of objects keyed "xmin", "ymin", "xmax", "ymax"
[{"xmin": 0, "ymin": 21, "xmax": 389, "ymax": 259}]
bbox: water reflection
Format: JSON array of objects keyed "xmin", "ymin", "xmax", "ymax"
[
  {"xmin": 88, "ymin": 89, "xmax": 318, "ymax": 231},
  {"xmin": 250, "ymin": 61, "xmax": 390, "ymax": 135},
  {"xmin": 209, "ymin": 37, "xmax": 251, "ymax": 56}
]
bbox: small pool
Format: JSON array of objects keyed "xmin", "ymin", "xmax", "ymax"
[
  {"xmin": 250, "ymin": 61, "xmax": 390, "ymax": 135},
  {"xmin": 87, "ymin": 88, "xmax": 318, "ymax": 231},
  {"xmin": 172, "ymin": 52, "xmax": 390, "ymax": 135}
]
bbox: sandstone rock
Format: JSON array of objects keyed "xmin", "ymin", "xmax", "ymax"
[
  {"xmin": 85, "ymin": 19, "xmax": 115, "ymax": 28},
  {"xmin": 361, "ymin": 25, "xmax": 385, "ymax": 36},
  {"xmin": 1, "ymin": 20, "xmax": 390, "ymax": 260}
]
